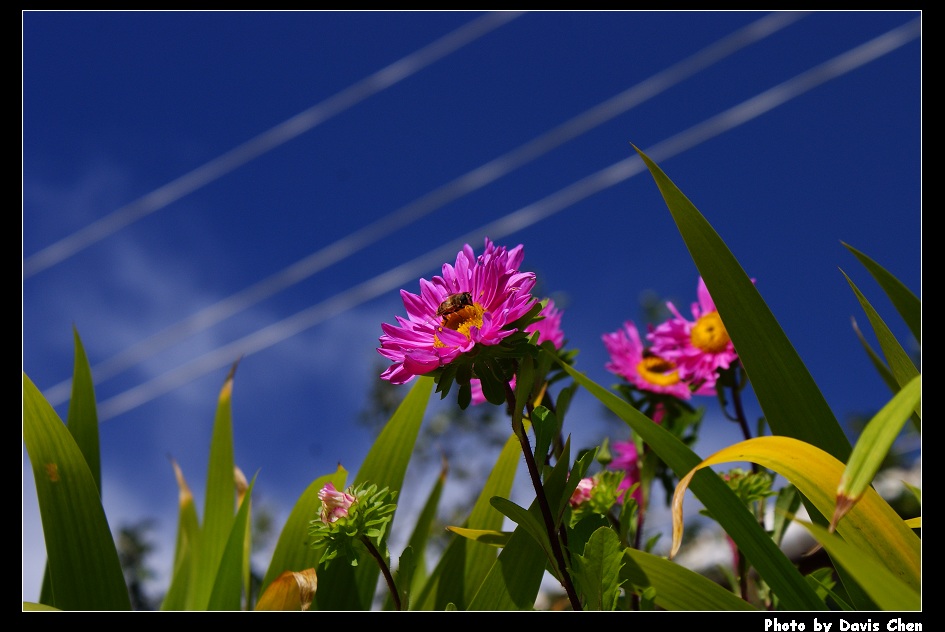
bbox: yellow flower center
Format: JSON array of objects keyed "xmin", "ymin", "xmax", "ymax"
[
  {"xmin": 690, "ymin": 311, "xmax": 730, "ymax": 353},
  {"xmin": 636, "ymin": 355, "xmax": 681, "ymax": 387},
  {"xmin": 433, "ymin": 303, "xmax": 484, "ymax": 347}
]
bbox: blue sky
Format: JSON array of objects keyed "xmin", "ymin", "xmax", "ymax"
[{"xmin": 22, "ymin": 11, "xmax": 921, "ymax": 605}]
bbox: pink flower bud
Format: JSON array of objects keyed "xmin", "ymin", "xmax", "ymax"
[{"xmin": 318, "ymin": 482, "xmax": 356, "ymax": 523}]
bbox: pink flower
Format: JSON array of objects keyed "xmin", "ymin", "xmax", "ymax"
[
  {"xmin": 377, "ymin": 239, "xmax": 538, "ymax": 384},
  {"xmin": 469, "ymin": 298, "xmax": 566, "ymax": 405},
  {"xmin": 608, "ymin": 440, "xmax": 643, "ymax": 506},
  {"xmin": 569, "ymin": 477, "xmax": 595, "ymax": 507},
  {"xmin": 317, "ymin": 482, "xmax": 356, "ymax": 524},
  {"xmin": 527, "ymin": 298, "xmax": 565, "ymax": 349},
  {"xmin": 647, "ymin": 277, "xmax": 738, "ymax": 392},
  {"xmin": 602, "ymin": 320, "xmax": 694, "ymax": 399}
]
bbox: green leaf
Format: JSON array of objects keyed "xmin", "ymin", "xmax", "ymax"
[
  {"xmin": 467, "ymin": 440, "xmax": 573, "ymax": 610},
  {"xmin": 842, "ymin": 242, "xmax": 921, "ymax": 345},
  {"xmin": 797, "ymin": 520, "xmax": 920, "ymax": 611},
  {"xmin": 41, "ymin": 327, "xmax": 103, "ymax": 607},
  {"xmin": 621, "ymin": 548, "xmax": 757, "ymax": 610},
  {"xmin": 557, "ymin": 448, "xmax": 597, "ymax": 519},
  {"xmin": 314, "ymin": 376, "xmax": 433, "ymax": 610},
  {"xmin": 530, "ymin": 406, "xmax": 557, "ymax": 469},
  {"xmin": 836, "ymin": 374, "xmax": 921, "ymax": 514},
  {"xmin": 770, "ymin": 484, "xmax": 802, "ymax": 547},
  {"xmin": 669, "ymin": 436, "xmax": 920, "ymax": 592},
  {"xmin": 23, "ymin": 373, "xmax": 131, "ymax": 610},
  {"xmin": 160, "ymin": 458, "xmax": 202, "ymax": 610},
  {"xmin": 413, "ymin": 433, "xmax": 520, "ymax": 610},
  {"xmin": 841, "ymin": 269, "xmax": 920, "ymax": 422},
  {"xmin": 444, "ymin": 527, "xmax": 511, "ymax": 547},
  {"xmin": 262, "ymin": 467, "xmax": 347, "ymax": 593},
  {"xmin": 465, "ymin": 509, "xmax": 550, "ymax": 610},
  {"xmin": 851, "ymin": 316, "xmax": 902, "ymax": 395},
  {"xmin": 188, "ymin": 363, "xmax": 240, "ymax": 610},
  {"xmin": 570, "ymin": 527, "xmax": 625, "ymax": 610},
  {"xmin": 66, "ymin": 326, "xmax": 101, "ymax": 492},
  {"xmin": 207, "ymin": 473, "xmax": 258, "ymax": 610},
  {"xmin": 490, "ymin": 497, "xmax": 555, "ymax": 568},
  {"xmin": 633, "ymin": 143, "xmax": 851, "ymax": 462},
  {"xmin": 554, "ymin": 360, "xmax": 824, "ymax": 610},
  {"xmin": 476, "ymin": 357, "xmax": 508, "ymax": 405},
  {"xmin": 400, "ymin": 460, "xmax": 448, "ymax": 603},
  {"xmin": 393, "ymin": 546, "xmax": 416, "ymax": 611}
]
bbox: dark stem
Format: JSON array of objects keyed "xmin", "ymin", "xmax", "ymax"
[
  {"xmin": 727, "ymin": 365, "xmax": 759, "ymax": 475},
  {"xmin": 729, "ymin": 365, "xmax": 752, "ymax": 442},
  {"xmin": 505, "ymin": 382, "xmax": 583, "ymax": 611},
  {"xmin": 361, "ymin": 536, "xmax": 402, "ymax": 611}
]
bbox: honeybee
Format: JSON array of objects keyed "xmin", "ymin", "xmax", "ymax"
[{"xmin": 436, "ymin": 291, "xmax": 473, "ymax": 323}]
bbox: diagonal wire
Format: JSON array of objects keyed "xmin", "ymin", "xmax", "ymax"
[
  {"xmin": 22, "ymin": 11, "xmax": 523, "ymax": 279},
  {"xmin": 92, "ymin": 17, "xmax": 920, "ymax": 422},
  {"xmin": 40, "ymin": 11, "xmax": 809, "ymax": 407}
]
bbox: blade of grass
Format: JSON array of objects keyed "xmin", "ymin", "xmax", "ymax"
[
  {"xmin": 23, "ymin": 373, "xmax": 131, "ymax": 610},
  {"xmin": 841, "ymin": 269, "xmax": 920, "ymax": 422},
  {"xmin": 189, "ymin": 362, "xmax": 240, "ymax": 610},
  {"xmin": 842, "ymin": 242, "xmax": 920, "ymax": 345}
]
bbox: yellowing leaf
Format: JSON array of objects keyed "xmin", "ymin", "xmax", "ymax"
[
  {"xmin": 445, "ymin": 526, "xmax": 511, "ymax": 548},
  {"xmin": 255, "ymin": 569, "xmax": 318, "ymax": 611},
  {"xmin": 670, "ymin": 435, "xmax": 920, "ymax": 592},
  {"xmin": 834, "ymin": 374, "xmax": 920, "ymax": 528}
]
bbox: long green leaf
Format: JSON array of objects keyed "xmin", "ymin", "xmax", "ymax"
[
  {"xmin": 400, "ymin": 459, "xmax": 448, "ymax": 606},
  {"xmin": 23, "ymin": 373, "xmax": 131, "ymax": 610},
  {"xmin": 314, "ymin": 376, "xmax": 433, "ymax": 610},
  {"xmin": 40, "ymin": 327, "xmax": 103, "ymax": 606},
  {"xmin": 837, "ymin": 374, "xmax": 921, "ymax": 508},
  {"xmin": 842, "ymin": 242, "xmax": 921, "ymax": 345},
  {"xmin": 160, "ymin": 459, "xmax": 201, "ymax": 610},
  {"xmin": 851, "ymin": 316, "xmax": 901, "ymax": 394},
  {"xmin": 622, "ymin": 548, "xmax": 757, "ymax": 610},
  {"xmin": 208, "ymin": 474, "xmax": 258, "ymax": 611},
  {"xmin": 467, "ymin": 440, "xmax": 573, "ymax": 610},
  {"xmin": 669, "ymin": 436, "xmax": 920, "ymax": 591},
  {"xmin": 841, "ymin": 269, "xmax": 920, "ymax": 422},
  {"xmin": 490, "ymin": 497, "xmax": 556, "ymax": 571},
  {"xmin": 413, "ymin": 433, "xmax": 520, "ymax": 610},
  {"xmin": 190, "ymin": 363, "xmax": 239, "ymax": 610},
  {"xmin": 555, "ymin": 361, "xmax": 825, "ymax": 610},
  {"xmin": 261, "ymin": 467, "xmax": 347, "ymax": 593},
  {"xmin": 797, "ymin": 520, "xmax": 920, "ymax": 611},
  {"xmin": 66, "ymin": 326, "xmax": 101, "ymax": 492},
  {"xmin": 634, "ymin": 144, "xmax": 851, "ymax": 462}
]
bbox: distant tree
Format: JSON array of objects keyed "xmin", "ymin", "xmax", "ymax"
[{"xmin": 116, "ymin": 519, "xmax": 160, "ymax": 611}]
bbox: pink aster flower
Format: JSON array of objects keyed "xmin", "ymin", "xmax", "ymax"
[
  {"xmin": 569, "ymin": 476, "xmax": 595, "ymax": 507},
  {"xmin": 469, "ymin": 298, "xmax": 566, "ymax": 405},
  {"xmin": 608, "ymin": 440, "xmax": 643, "ymax": 506},
  {"xmin": 602, "ymin": 320, "xmax": 694, "ymax": 399},
  {"xmin": 377, "ymin": 239, "xmax": 538, "ymax": 384},
  {"xmin": 317, "ymin": 482, "xmax": 356, "ymax": 524},
  {"xmin": 527, "ymin": 298, "xmax": 565, "ymax": 349},
  {"xmin": 647, "ymin": 277, "xmax": 739, "ymax": 392}
]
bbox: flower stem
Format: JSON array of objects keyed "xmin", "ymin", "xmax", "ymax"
[
  {"xmin": 361, "ymin": 536, "xmax": 402, "ymax": 611},
  {"xmin": 505, "ymin": 382, "xmax": 583, "ymax": 611}
]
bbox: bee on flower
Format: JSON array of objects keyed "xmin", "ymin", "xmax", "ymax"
[{"xmin": 377, "ymin": 238, "xmax": 540, "ymax": 386}]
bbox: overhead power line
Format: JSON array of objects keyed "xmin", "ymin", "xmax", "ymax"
[
  {"xmin": 40, "ymin": 11, "xmax": 808, "ymax": 408},
  {"xmin": 93, "ymin": 17, "xmax": 920, "ymax": 422},
  {"xmin": 22, "ymin": 11, "xmax": 523, "ymax": 279}
]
